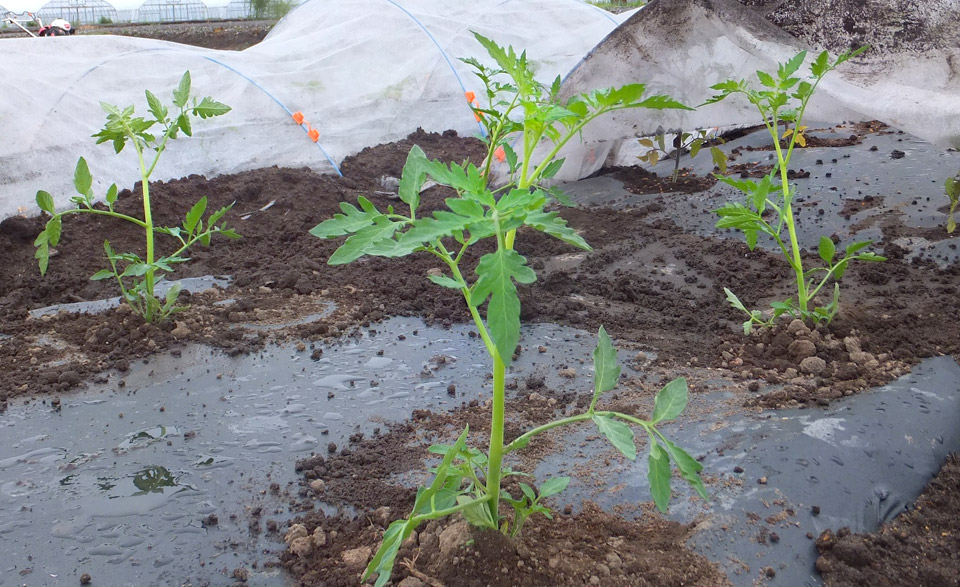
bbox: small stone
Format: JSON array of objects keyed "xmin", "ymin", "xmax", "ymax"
[
  {"xmin": 747, "ymin": 381, "xmax": 760, "ymax": 392},
  {"xmin": 258, "ymin": 285, "xmax": 272, "ymax": 294},
  {"xmin": 849, "ymin": 351, "xmax": 875, "ymax": 366},
  {"xmin": 312, "ymin": 527, "xmax": 327, "ymax": 547},
  {"xmin": 309, "ymin": 479, "xmax": 326, "ymax": 493},
  {"xmin": 447, "ymin": 384, "xmax": 456, "ymax": 397},
  {"xmin": 538, "ymin": 345, "xmax": 547, "ymax": 353},
  {"xmin": 284, "ymin": 523, "xmax": 309, "ymax": 544},
  {"xmin": 733, "ymin": 466, "xmax": 744, "ymax": 474},
  {"xmin": 799, "ymin": 356, "xmax": 827, "ymax": 376},
  {"xmin": 80, "ymin": 573, "xmax": 92, "ymax": 585},
  {"xmin": 758, "ymin": 476, "xmax": 768, "ymax": 485},
  {"xmin": 843, "ymin": 336, "xmax": 862, "ymax": 354},
  {"xmin": 558, "ymin": 368, "xmax": 576, "ymax": 378},
  {"xmin": 787, "ymin": 339, "xmax": 817, "ymax": 359},
  {"xmin": 290, "ymin": 536, "xmax": 313, "ymax": 558},
  {"xmin": 770, "ymin": 532, "xmax": 780, "ymax": 543},
  {"xmin": 812, "ymin": 505, "xmax": 821, "ymax": 516},
  {"xmin": 397, "ymin": 578, "xmax": 426, "ymax": 587},
  {"xmin": 171, "ymin": 321, "xmax": 192, "ymax": 338},
  {"xmin": 341, "ymin": 546, "xmax": 372, "ymax": 568},
  {"xmin": 589, "ymin": 575, "xmax": 601, "ymax": 585},
  {"xmin": 786, "ymin": 319, "xmax": 810, "ymax": 336},
  {"xmin": 231, "ymin": 567, "xmax": 249, "ymax": 582}
]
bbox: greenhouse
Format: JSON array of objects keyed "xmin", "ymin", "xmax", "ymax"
[
  {"xmin": 36, "ymin": 0, "xmax": 118, "ymax": 24},
  {"xmin": 135, "ymin": 0, "xmax": 207, "ymax": 22}
]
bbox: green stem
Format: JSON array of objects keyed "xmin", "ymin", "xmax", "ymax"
[
  {"xmin": 768, "ymin": 115, "xmax": 807, "ymax": 313},
  {"xmin": 503, "ymin": 410, "xmax": 653, "ymax": 454},
  {"xmin": 57, "ymin": 208, "xmax": 148, "ymax": 228},
  {"xmin": 410, "ymin": 494, "xmax": 492, "ymax": 525},
  {"xmin": 486, "ymin": 353, "xmax": 506, "ymax": 524}
]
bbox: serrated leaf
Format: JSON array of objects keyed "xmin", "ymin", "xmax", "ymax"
[
  {"xmin": 472, "ymin": 249, "xmax": 535, "ymax": 366},
  {"xmin": 652, "ymin": 378, "xmax": 687, "ymax": 423},
  {"xmin": 636, "ymin": 94, "xmax": 694, "ymax": 111},
  {"xmin": 173, "ymin": 71, "xmax": 191, "ymax": 108},
  {"xmin": 192, "ymin": 97, "xmax": 231, "ymax": 119},
  {"xmin": 648, "ymin": 442, "xmax": 671, "ymax": 513},
  {"xmin": 710, "ymin": 147, "xmax": 727, "ymax": 174},
  {"xmin": 818, "ymin": 236, "xmax": 836, "ymax": 264},
  {"xmin": 397, "ymin": 145, "xmax": 429, "ymax": 212},
  {"xmin": 428, "ymin": 274, "xmax": 463, "ymax": 289},
  {"xmin": 45, "ymin": 216, "xmax": 62, "ymax": 248},
  {"xmin": 538, "ymin": 476, "xmax": 570, "ymax": 499},
  {"xmin": 592, "ymin": 326, "xmax": 620, "ymax": 400},
  {"xmin": 310, "ymin": 199, "xmax": 380, "ymax": 239},
  {"xmin": 756, "ymin": 70, "xmax": 776, "ymax": 88},
  {"xmin": 592, "ymin": 414, "xmax": 636, "ymax": 460},
  {"xmin": 524, "ymin": 210, "xmax": 590, "ymax": 251},
  {"xmin": 328, "ymin": 216, "xmax": 401, "ymax": 265},
  {"xmin": 184, "ymin": 196, "xmax": 207, "ymax": 234},
  {"xmin": 400, "ymin": 211, "xmax": 475, "ymax": 247},
  {"xmin": 36, "ymin": 190, "xmax": 55, "ymax": 214},
  {"xmin": 120, "ymin": 263, "xmax": 151, "ymax": 278}
]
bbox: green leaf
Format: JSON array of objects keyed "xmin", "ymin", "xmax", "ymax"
[
  {"xmin": 90, "ymin": 269, "xmax": 115, "ymax": 280},
  {"xmin": 46, "ymin": 216, "xmax": 62, "ymax": 248},
  {"xmin": 472, "ymin": 249, "xmax": 535, "ymax": 366},
  {"xmin": 592, "ymin": 326, "xmax": 620, "ymax": 399},
  {"xmin": 428, "ymin": 274, "xmax": 463, "ymax": 289},
  {"xmin": 539, "ymin": 158, "xmax": 565, "ymax": 181},
  {"xmin": 106, "ymin": 184, "xmax": 118, "ymax": 208},
  {"xmin": 844, "ymin": 240, "xmax": 872, "ymax": 256},
  {"xmin": 310, "ymin": 199, "xmax": 381, "ymax": 239},
  {"xmin": 120, "ymin": 263, "xmax": 151, "ymax": 278},
  {"xmin": 779, "ymin": 51, "xmax": 806, "ymax": 80},
  {"xmin": 636, "ymin": 94, "xmax": 694, "ymax": 111},
  {"xmin": 364, "ymin": 519, "xmax": 406, "ymax": 587},
  {"xmin": 524, "ymin": 211, "xmax": 590, "ymax": 250},
  {"xmin": 400, "ymin": 211, "xmax": 475, "ymax": 247},
  {"xmin": 36, "ymin": 190, "xmax": 55, "ymax": 214},
  {"xmin": 328, "ymin": 216, "xmax": 401, "ymax": 265},
  {"xmin": 662, "ymin": 439, "xmax": 708, "ymax": 500},
  {"xmin": 459, "ymin": 495, "xmax": 495, "ymax": 528},
  {"xmin": 818, "ymin": 236, "xmax": 836, "ymax": 264},
  {"xmin": 518, "ymin": 483, "xmax": 536, "ymax": 502},
  {"xmin": 810, "ymin": 51, "xmax": 831, "ymax": 78},
  {"xmin": 74, "ymin": 157, "xmax": 93, "ymax": 201},
  {"xmin": 177, "ymin": 113, "xmax": 192, "ymax": 137},
  {"xmin": 397, "ymin": 145, "xmax": 430, "ymax": 212},
  {"xmin": 145, "ymin": 89, "xmax": 167, "ymax": 123},
  {"xmin": 192, "ymin": 97, "xmax": 231, "ymax": 119},
  {"xmin": 172, "ymin": 71, "xmax": 191, "ymax": 108},
  {"xmin": 648, "ymin": 442, "xmax": 671, "ymax": 513},
  {"xmin": 756, "ymin": 70, "xmax": 776, "ymax": 88},
  {"xmin": 184, "ymin": 196, "xmax": 207, "ymax": 234},
  {"xmin": 538, "ymin": 476, "xmax": 570, "ymax": 499},
  {"xmin": 592, "ymin": 414, "xmax": 636, "ymax": 460},
  {"xmin": 652, "ymin": 378, "xmax": 688, "ymax": 424}
]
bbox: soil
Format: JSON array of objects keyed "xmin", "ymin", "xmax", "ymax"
[
  {"xmin": 815, "ymin": 454, "xmax": 960, "ymax": 587},
  {"xmin": 2, "ymin": 120, "xmax": 959, "ymax": 584}
]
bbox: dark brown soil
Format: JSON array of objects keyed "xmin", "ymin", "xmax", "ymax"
[
  {"xmin": 815, "ymin": 453, "xmax": 960, "ymax": 587},
  {"xmin": 2, "ymin": 123, "xmax": 959, "ymax": 584}
]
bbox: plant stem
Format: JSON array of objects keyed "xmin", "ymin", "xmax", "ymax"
[
  {"xmin": 769, "ymin": 119, "xmax": 808, "ymax": 314},
  {"xmin": 486, "ymin": 353, "xmax": 506, "ymax": 524}
]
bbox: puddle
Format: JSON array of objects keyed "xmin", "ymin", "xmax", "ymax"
[
  {"xmin": 3, "ymin": 310, "xmax": 958, "ymax": 586},
  {"xmin": 534, "ymin": 355, "xmax": 960, "ymax": 586},
  {"xmin": 0, "ymin": 317, "xmax": 622, "ymax": 586},
  {"xmin": 28, "ymin": 275, "xmax": 232, "ymax": 318}
]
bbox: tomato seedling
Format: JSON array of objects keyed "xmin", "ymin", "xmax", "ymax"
[
  {"xmin": 34, "ymin": 71, "xmax": 239, "ymax": 323},
  {"xmin": 312, "ymin": 33, "xmax": 707, "ymax": 586},
  {"xmin": 705, "ymin": 48, "xmax": 885, "ymax": 333}
]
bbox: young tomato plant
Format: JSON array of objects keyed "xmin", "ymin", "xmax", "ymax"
[
  {"xmin": 34, "ymin": 71, "xmax": 239, "ymax": 323},
  {"xmin": 945, "ymin": 172, "xmax": 959, "ymax": 234},
  {"xmin": 311, "ymin": 33, "xmax": 707, "ymax": 586},
  {"xmin": 637, "ymin": 127, "xmax": 727, "ymax": 182},
  {"xmin": 705, "ymin": 48, "xmax": 885, "ymax": 334}
]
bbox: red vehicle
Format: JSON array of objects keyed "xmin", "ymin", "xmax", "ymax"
[{"xmin": 2, "ymin": 12, "xmax": 74, "ymax": 37}]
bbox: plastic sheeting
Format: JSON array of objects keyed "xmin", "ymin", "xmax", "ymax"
[
  {"xmin": 548, "ymin": 0, "xmax": 960, "ymax": 180},
  {"xmin": 0, "ymin": 0, "xmax": 622, "ymax": 219}
]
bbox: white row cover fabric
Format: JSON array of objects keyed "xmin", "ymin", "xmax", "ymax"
[
  {"xmin": 0, "ymin": 0, "xmax": 622, "ymax": 219},
  {"xmin": 547, "ymin": 0, "xmax": 960, "ymax": 181}
]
